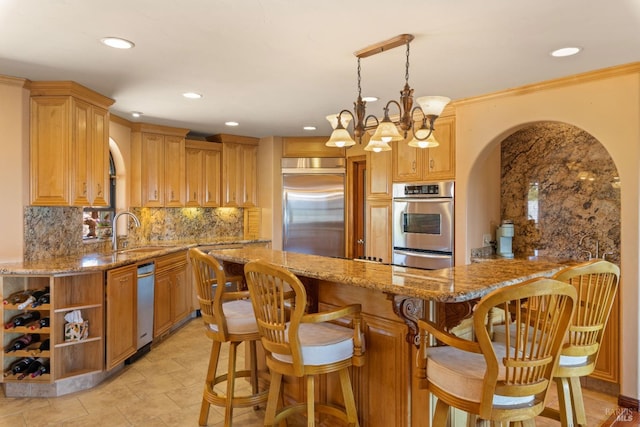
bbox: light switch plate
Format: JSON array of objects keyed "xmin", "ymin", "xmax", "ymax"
[{"xmin": 483, "ymin": 234, "xmax": 492, "ymax": 246}]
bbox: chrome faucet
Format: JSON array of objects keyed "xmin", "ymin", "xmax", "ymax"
[
  {"xmin": 578, "ymin": 234, "xmax": 600, "ymax": 259},
  {"xmin": 112, "ymin": 211, "xmax": 141, "ymax": 251}
]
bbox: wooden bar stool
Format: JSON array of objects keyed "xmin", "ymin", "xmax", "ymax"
[
  {"xmin": 189, "ymin": 248, "xmax": 268, "ymax": 426},
  {"xmin": 244, "ymin": 259, "xmax": 365, "ymax": 427},
  {"xmin": 540, "ymin": 259, "xmax": 620, "ymax": 427},
  {"xmin": 416, "ymin": 278, "xmax": 576, "ymax": 426}
]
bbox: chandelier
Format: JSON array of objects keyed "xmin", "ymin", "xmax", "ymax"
[{"xmin": 326, "ymin": 34, "xmax": 450, "ymax": 152}]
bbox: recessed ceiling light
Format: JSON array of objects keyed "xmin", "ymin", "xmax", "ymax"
[
  {"xmin": 131, "ymin": 111, "xmax": 143, "ymax": 118},
  {"xmin": 550, "ymin": 47, "xmax": 581, "ymax": 57},
  {"xmin": 362, "ymin": 96, "xmax": 378, "ymax": 102},
  {"xmin": 225, "ymin": 121, "xmax": 239, "ymax": 127},
  {"xmin": 100, "ymin": 37, "xmax": 135, "ymax": 49},
  {"xmin": 183, "ymin": 92, "xmax": 203, "ymax": 99},
  {"xmin": 303, "ymin": 126, "xmax": 317, "ymax": 131}
]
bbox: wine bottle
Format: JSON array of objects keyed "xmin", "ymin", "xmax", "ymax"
[
  {"xmin": 33, "ymin": 338, "xmax": 50, "ymax": 354},
  {"xmin": 4, "ymin": 311, "xmax": 41, "ymax": 329},
  {"xmin": 17, "ymin": 357, "xmax": 48, "ymax": 380},
  {"xmin": 16, "ymin": 296, "xmax": 36, "ymax": 310},
  {"xmin": 30, "ymin": 359, "xmax": 50, "ymax": 378},
  {"xmin": 2, "ymin": 290, "xmax": 34, "ymax": 306},
  {"xmin": 3, "ymin": 357, "xmax": 36, "ymax": 377},
  {"xmin": 29, "ymin": 317, "xmax": 50, "ymax": 330},
  {"xmin": 4, "ymin": 333, "xmax": 41, "ymax": 353},
  {"xmin": 31, "ymin": 292, "xmax": 50, "ymax": 308}
]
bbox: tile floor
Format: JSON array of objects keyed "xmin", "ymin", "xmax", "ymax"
[{"xmin": 0, "ymin": 318, "xmax": 626, "ymax": 426}]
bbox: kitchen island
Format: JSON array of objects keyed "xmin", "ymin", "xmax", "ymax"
[{"xmin": 207, "ymin": 246, "xmax": 568, "ymax": 427}]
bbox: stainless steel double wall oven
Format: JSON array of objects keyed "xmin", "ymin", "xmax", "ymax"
[{"xmin": 392, "ymin": 181, "xmax": 454, "ymax": 270}]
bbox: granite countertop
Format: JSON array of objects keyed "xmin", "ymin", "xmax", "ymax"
[
  {"xmin": 0, "ymin": 238, "xmax": 270, "ymax": 275},
  {"xmin": 207, "ymin": 247, "xmax": 569, "ymax": 303}
]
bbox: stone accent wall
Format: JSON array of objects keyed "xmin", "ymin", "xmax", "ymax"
[{"xmin": 501, "ymin": 122, "xmax": 620, "ymax": 263}]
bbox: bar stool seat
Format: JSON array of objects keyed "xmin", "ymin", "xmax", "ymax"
[{"xmin": 189, "ymin": 248, "xmax": 268, "ymax": 426}]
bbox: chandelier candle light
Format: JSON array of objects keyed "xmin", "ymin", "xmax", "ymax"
[{"xmin": 326, "ymin": 34, "xmax": 450, "ymax": 152}]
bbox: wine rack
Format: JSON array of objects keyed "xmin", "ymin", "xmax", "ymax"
[
  {"xmin": 1, "ymin": 275, "xmax": 52, "ymax": 382},
  {"xmin": 1, "ymin": 271, "xmax": 104, "ymax": 384}
]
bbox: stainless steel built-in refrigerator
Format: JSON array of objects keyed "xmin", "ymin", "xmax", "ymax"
[{"xmin": 282, "ymin": 158, "xmax": 345, "ymax": 258}]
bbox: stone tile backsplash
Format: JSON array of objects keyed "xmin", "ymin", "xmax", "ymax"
[
  {"xmin": 501, "ymin": 122, "xmax": 620, "ymax": 264},
  {"xmin": 24, "ymin": 206, "xmax": 243, "ymax": 261}
]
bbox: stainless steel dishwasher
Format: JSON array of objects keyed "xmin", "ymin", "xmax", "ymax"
[{"xmin": 136, "ymin": 262, "xmax": 155, "ymax": 352}]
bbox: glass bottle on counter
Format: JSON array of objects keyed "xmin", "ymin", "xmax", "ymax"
[
  {"xmin": 3, "ymin": 357, "xmax": 36, "ymax": 377},
  {"xmin": 4, "ymin": 333, "xmax": 41, "ymax": 353},
  {"xmin": 4, "ymin": 311, "xmax": 41, "ymax": 329}
]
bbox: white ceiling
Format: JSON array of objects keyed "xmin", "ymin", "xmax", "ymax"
[{"xmin": 2, "ymin": 0, "xmax": 639, "ymax": 138}]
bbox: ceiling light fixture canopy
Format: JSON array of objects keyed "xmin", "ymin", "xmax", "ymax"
[{"xmin": 326, "ymin": 34, "xmax": 450, "ymax": 152}]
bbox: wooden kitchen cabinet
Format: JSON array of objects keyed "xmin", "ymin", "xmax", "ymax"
[
  {"xmin": 590, "ymin": 291, "xmax": 620, "ymax": 384},
  {"xmin": 365, "ymin": 199, "xmax": 392, "ymax": 264},
  {"xmin": 154, "ymin": 250, "xmax": 190, "ymax": 338},
  {"xmin": 30, "ymin": 81, "xmax": 114, "ymax": 206},
  {"xmin": 105, "ymin": 264, "xmax": 137, "ymax": 370},
  {"xmin": 392, "ymin": 115, "xmax": 456, "ymax": 182},
  {"xmin": 185, "ymin": 139, "xmax": 222, "ymax": 207},
  {"xmin": 281, "ymin": 136, "xmax": 345, "ymax": 158},
  {"xmin": 206, "ymin": 134, "xmax": 259, "ymax": 207},
  {"xmin": 1, "ymin": 272, "xmax": 104, "ymax": 388},
  {"xmin": 367, "ymin": 148, "xmax": 393, "ymax": 199},
  {"xmin": 130, "ymin": 123, "xmax": 189, "ymax": 207}
]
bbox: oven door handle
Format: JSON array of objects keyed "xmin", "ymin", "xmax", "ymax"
[
  {"xmin": 392, "ymin": 197, "xmax": 453, "ymax": 203},
  {"xmin": 393, "ymin": 249, "xmax": 452, "ymax": 259}
]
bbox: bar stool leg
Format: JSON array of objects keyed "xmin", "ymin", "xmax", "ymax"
[
  {"xmin": 200, "ymin": 340, "xmax": 222, "ymax": 426},
  {"xmin": 265, "ymin": 371, "xmax": 283, "ymax": 426},
  {"xmin": 249, "ymin": 340, "xmax": 260, "ymax": 409},
  {"xmin": 306, "ymin": 375, "xmax": 315, "ymax": 426},
  {"xmin": 225, "ymin": 341, "xmax": 239, "ymax": 425},
  {"xmin": 569, "ymin": 376, "xmax": 587, "ymax": 427},
  {"xmin": 338, "ymin": 368, "xmax": 358, "ymax": 427}
]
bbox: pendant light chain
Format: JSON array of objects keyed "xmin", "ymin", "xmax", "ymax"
[
  {"xmin": 405, "ymin": 42, "xmax": 410, "ymax": 85},
  {"xmin": 357, "ymin": 57, "xmax": 362, "ymax": 98}
]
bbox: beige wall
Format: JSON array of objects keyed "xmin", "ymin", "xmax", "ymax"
[
  {"xmin": 455, "ymin": 64, "xmax": 640, "ymax": 400},
  {"xmin": 0, "ymin": 77, "xmax": 29, "ymax": 261}
]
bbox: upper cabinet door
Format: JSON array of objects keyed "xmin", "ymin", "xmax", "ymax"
[
  {"xmin": 164, "ymin": 135, "xmax": 185, "ymax": 207},
  {"xmin": 202, "ymin": 148, "xmax": 221, "ymax": 207},
  {"xmin": 71, "ymin": 99, "xmax": 91, "ymax": 206},
  {"xmin": 241, "ymin": 144, "xmax": 258, "ymax": 207},
  {"xmin": 222, "ymin": 142, "xmax": 241, "ymax": 206},
  {"xmin": 90, "ymin": 106, "xmax": 110, "ymax": 207},
  {"xmin": 141, "ymin": 133, "xmax": 165, "ymax": 207},
  {"xmin": 185, "ymin": 148, "xmax": 203, "ymax": 207}
]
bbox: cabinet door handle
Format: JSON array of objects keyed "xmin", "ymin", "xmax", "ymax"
[
  {"xmin": 430, "ymin": 159, "xmax": 435, "ymax": 169},
  {"xmin": 193, "ymin": 191, "xmax": 197, "ymax": 199},
  {"xmin": 96, "ymin": 183, "xmax": 102, "ymax": 196},
  {"xmin": 412, "ymin": 160, "xmax": 416, "ymax": 172},
  {"xmin": 171, "ymin": 190, "xmax": 175, "ymax": 200},
  {"xmin": 83, "ymin": 182, "xmax": 87, "ymax": 196},
  {"xmin": 154, "ymin": 190, "xmax": 158, "ymax": 199}
]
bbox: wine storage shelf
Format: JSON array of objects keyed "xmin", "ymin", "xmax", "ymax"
[{"xmin": 1, "ymin": 272, "xmax": 104, "ymax": 385}]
